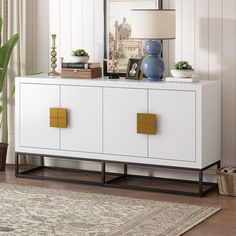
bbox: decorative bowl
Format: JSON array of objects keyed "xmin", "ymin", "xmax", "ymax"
[
  {"xmin": 171, "ymin": 69, "xmax": 194, "ymax": 78},
  {"xmin": 70, "ymin": 56, "xmax": 90, "ymax": 63}
]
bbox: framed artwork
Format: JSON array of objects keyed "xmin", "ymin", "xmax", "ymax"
[
  {"xmin": 104, "ymin": 0, "xmax": 161, "ymax": 76},
  {"xmin": 125, "ymin": 58, "xmax": 142, "ymax": 80}
]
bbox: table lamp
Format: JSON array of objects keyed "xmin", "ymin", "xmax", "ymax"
[{"xmin": 131, "ymin": 9, "xmax": 176, "ymax": 81}]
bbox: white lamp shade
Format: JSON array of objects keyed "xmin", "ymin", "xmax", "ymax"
[{"xmin": 131, "ymin": 10, "xmax": 176, "ymax": 39}]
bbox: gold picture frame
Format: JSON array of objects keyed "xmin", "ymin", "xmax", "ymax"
[{"xmin": 125, "ymin": 58, "xmax": 142, "ymax": 80}]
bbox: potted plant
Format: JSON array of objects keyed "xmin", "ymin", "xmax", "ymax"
[
  {"xmin": 171, "ymin": 61, "xmax": 194, "ymax": 78},
  {"xmin": 0, "ymin": 17, "xmax": 19, "ymax": 171},
  {"xmin": 71, "ymin": 49, "xmax": 90, "ymax": 63}
]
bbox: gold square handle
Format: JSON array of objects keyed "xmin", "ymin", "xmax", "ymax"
[
  {"xmin": 58, "ymin": 118, "xmax": 67, "ymax": 128},
  {"xmin": 50, "ymin": 108, "xmax": 67, "ymax": 128},
  {"xmin": 50, "ymin": 117, "xmax": 58, "ymax": 128},
  {"xmin": 50, "ymin": 108, "xmax": 58, "ymax": 118},
  {"xmin": 137, "ymin": 113, "xmax": 157, "ymax": 135},
  {"xmin": 58, "ymin": 108, "xmax": 67, "ymax": 119}
]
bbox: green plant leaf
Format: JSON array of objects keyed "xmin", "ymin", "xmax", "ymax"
[
  {"xmin": 72, "ymin": 49, "xmax": 89, "ymax": 57},
  {"xmin": 0, "ymin": 17, "xmax": 2, "ymax": 47},
  {"xmin": 0, "ymin": 105, "xmax": 3, "ymax": 114},
  {"xmin": 0, "ymin": 33, "xmax": 19, "ymax": 92},
  {"xmin": 172, "ymin": 61, "xmax": 193, "ymax": 70}
]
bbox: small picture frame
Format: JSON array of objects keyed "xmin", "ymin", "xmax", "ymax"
[{"xmin": 126, "ymin": 59, "xmax": 142, "ymax": 80}]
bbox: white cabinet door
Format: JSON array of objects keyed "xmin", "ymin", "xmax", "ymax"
[
  {"xmin": 61, "ymin": 86, "xmax": 102, "ymax": 153},
  {"xmin": 104, "ymin": 88, "xmax": 148, "ymax": 157},
  {"xmin": 19, "ymin": 84, "xmax": 60, "ymax": 149},
  {"xmin": 149, "ymin": 90, "xmax": 196, "ymax": 162}
]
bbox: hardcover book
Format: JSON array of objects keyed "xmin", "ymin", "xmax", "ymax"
[{"xmin": 62, "ymin": 62, "xmax": 100, "ymax": 69}]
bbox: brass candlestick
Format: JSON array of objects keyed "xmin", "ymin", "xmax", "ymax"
[{"xmin": 48, "ymin": 34, "xmax": 60, "ymax": 76}]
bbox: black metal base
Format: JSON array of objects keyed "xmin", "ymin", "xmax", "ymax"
[
  {"xmin": 108, "ymin": 73, "xmax": 120, "ymax": 79},
  {"xmin": 15, "ymin": 152, "xmax": 220, "ymax": 197}
]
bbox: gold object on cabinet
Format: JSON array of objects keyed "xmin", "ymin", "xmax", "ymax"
[
  {"xmin": 48, "ymin": 34, "xmax": 60, "ymax": 77},
  {"xmin": 58, "ymin": 118, "xmax": 67, "ymax": 128},
  {"xmin": 50, "ymin": 117, "xmax": 58, "ymax": 128},
  {"xmin": 58, "ymin": 108, "xmax": 67, "ymax": 118},
  {"xmin": 50, "ymin": 108, "xmax": 67, "ymax": 128},
  {"xmin": 50, "ymin": 108, "xmax": 58, "ymax": 118},
  {"xmin": 137, "ymin": 113, "xmax": 157, "ymax": 135}
]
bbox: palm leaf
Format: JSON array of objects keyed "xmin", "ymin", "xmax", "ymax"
[
  {"xmin": 0, "ymin": 17, "xmax": 2, "ymax": 47},
  {"xmin": 0, "ymin": 33, "xmax": 19, "ymax": 92}
]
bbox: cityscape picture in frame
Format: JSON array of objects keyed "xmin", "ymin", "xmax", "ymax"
[{"xmin": 104, "ymin": 0, "xmax": 160, "ymax": 76}]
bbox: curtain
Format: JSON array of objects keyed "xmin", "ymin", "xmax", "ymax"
[{"xmin": 0, "ymin": 0, "xmax": 36, "ymax": 163}]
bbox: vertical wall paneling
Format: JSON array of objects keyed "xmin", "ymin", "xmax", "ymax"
[
  {"xmin": 209, "ymin": 0, "xmax": 222, "ymax": 82},
  {"xmin": 168, "ymin": 0, "xmax": 176, "ymax": 74},
  {"xmin": 35, "ymin": 0, "xmax": 49, "ymax": 73},
  {"xmin": 195, "ymin": 0, "xmax": 209, "ymax": 80},
  {"xmin": 94, "ymin": 0, "xmax": 104, "ymax": 62},
  {"xmin": 83, "ymin": 0, "xmax": 95, "ymax": 61},
  {"xmin": 71, "ymin": 0, "xmax": 83, "ymax": 53},
  {"xmin": 209, "ymin": 0, "xmax": 223, "ymax": 165},
  {"xmin": 59, "ymin": 0, "xmax": 72, "ymax": 61},
  {"xmin": 175, "ymin": 0, "xmax": 182, "ymax": 61},
  {"xmin": 49, "ymin": 0, "xmax": 60, "ymax": 69},
  {"xmin": 222, "ymin": 0, "xmax": 236, "ymax": 165},
  {"xmin": 181, "ymin": 0, "xmax": 195, "ymax": 66},
  {"xmin": 162, "ymin": 0, "xmax": 170, "ymax": 78}
]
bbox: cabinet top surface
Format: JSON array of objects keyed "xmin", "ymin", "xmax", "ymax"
[{"xmin": 16, "ymin": 75, "xmax": 220, "ymax": 90}]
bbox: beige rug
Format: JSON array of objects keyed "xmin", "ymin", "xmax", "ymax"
[{"xmin": 0, "ymin": 183, "xmax": 220, "ymax": 236}]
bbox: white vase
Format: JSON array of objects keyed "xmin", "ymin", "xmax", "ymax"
[
  {"xmin": 171, "ymin": 69, "xmax": 194, "ymax": 78},
  {"xmin": 70, "ymin": 56, "xmax": 90, "ymax": 63}
]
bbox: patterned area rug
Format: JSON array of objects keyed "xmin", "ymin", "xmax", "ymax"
[{"xmin": 0, "ymin": 184, "xmax": 220, "ymax": 236}]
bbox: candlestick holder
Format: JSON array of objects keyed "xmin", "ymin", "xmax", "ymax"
[{"xmin": 48, "ymin": 34, "xmax": 60, "ymax": 77}]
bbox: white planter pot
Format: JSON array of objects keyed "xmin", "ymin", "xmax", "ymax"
[
  {"xmin": 171, "ymin": 69, "xmax": 194, "ymax": 78},
  {"xmin": 70, "ymin": 56, "xmax": 90, "ymax": 63}
]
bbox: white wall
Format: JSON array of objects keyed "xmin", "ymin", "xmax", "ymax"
[
  {"xmin": 32, "ymin": 0, "xmax": 236, "ymax": 171},
  {"xmin": 36, "ymin": 0, "xmax": 49, "ymax": 73}
]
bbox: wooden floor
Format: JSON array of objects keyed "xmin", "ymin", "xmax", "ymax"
[{"xmin": 1, "ymin": 165, "xmax": 236, "ymax": 236}]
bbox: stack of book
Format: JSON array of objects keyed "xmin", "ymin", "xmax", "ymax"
[
  {"xmin": 61, "ymin": 62, "xmax": 102, "ymax": 79},
  {"xmin": 165, "ymin": 77, "xmax": 199, "ymax": 83}
]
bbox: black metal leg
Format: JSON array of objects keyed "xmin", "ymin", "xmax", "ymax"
[
  {"xmin": 124, "ymin": 164, "xmax": 128, "ymax": 176},
  {"xmin": 102, "ymin": 161, "xmax": 106, "ymax": 184},
  {"xmin": 15, "ymin": 153, "xmax": 19, "ymax": 176},
  {"xmin": 198, "ymin": 169, "xmax": 203, "ymax": 196},
  {"xmin": 40, "ymin": 156, "xmax": 44, "ymax": 167}
]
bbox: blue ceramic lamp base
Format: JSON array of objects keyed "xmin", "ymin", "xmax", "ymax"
[{"xmin": 141, "ymin": 40, "xmax": 164, "ymax": 81}]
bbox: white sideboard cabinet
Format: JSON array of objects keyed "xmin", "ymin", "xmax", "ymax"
[{"xmin": 15, "ymin": 76, "xmax": 221, "ymax": 196}]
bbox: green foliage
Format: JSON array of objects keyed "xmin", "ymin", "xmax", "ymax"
[
  {"xmin": 0, "ymin": 17, "xmax": 2, "ymax": 47},
  {"xmin": 172, "ymin": 61, "xmax": 193, "ymax": 70},
  {"xmin": 0, "ymin": 16, "xmax": 19, "ymax": 121},
  {"xmin": 72, "ymin": 49, "xmax": 89, "ymax": 57}
]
